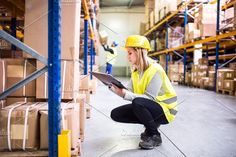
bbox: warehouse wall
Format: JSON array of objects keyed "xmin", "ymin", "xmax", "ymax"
[{"xmin": 98, "ymin": 7, "xmax": 145, "ymax": 76}]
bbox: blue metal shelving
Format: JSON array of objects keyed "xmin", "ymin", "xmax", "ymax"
[{"xmin": 48, "ymin": 0, "xmax": 61, "ymax": 156}]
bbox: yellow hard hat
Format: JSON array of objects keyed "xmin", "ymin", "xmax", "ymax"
[{"xmin": 125, "ymin": 35, "xmax": 151, "ymax": 51}]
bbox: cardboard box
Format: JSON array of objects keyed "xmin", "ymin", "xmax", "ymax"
[
  {"xmin": 39, "ymin": 103, "xmax": 80, "ymax": 149},
  {"xmin": 149, "ymin": 11, "xmax": 155, "ymax": 28},
  {"xmin": 0, "ymin": 102, "xmax": 40, "ymax": 150},
  {"xmin": 199, "ymin": 23, "xmax": 216, "ymax": 37},
  {"xmin": 209, "ymin": 71, "xmax": 215, "ymax": 78},
  {"xmin": 198, "ymin": 58, "xmax": 208, "ymax": 65},
  {"xmin": 24, "ymin": 0, "xmax": 81, "ymax": 60},
  {"xmin": 189, "ymin": 30, "xmax": 200, "ymax": 41},
  {"xmin": 139, "ymin": 22, "xmax": 147, "ymax": 35},
  {"xmin": 6, "ymin": 97, "xmax": 35, "ymax": 106},
  {"xmin": 0, "ymin": 59, "xmax": 36, "ymax": 97},
  {"xmin": 79, "ymin": 75, "xmax": 90, "ymax": 91},
  {"xmin": 223, "ymin": 80, "xmax": 236, "ymax": 91},
  {"xmin": 229, "ymin": 62, "xmax": 236, "ymax": 70},
  {"xmin": 217, "ymin": 79, "xmax": 224, "ymax": 90},
  {"xmin": 98, "ymin": 30, "xmax": 108, "ymax": 45},
  {"xmin": 218, "ymin": 69, "xmax": 235, "ymax": 80},
  {"xmin": 36, "ymin": 60, "xmax": 80, "ymax": 99}
]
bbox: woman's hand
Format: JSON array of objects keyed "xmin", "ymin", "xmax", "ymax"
[{"xmin": 109, "ymin": 83, "xmax": 126, "ymax": 98}]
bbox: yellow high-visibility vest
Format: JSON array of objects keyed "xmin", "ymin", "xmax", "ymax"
[
  {"xmin": 106, "ymin": 47, "xmax": 117, "ymax": 65},
  {"xmin": 131, "ymin": 63, "xmax": 178, "ymax": 122}
]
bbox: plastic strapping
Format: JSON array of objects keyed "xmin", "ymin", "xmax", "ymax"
[
  {"xmin": 7, "ymin": 103, "xmax": 25, "ymax": 151},
  {"xmin": 22, "ymin": 103, "xmax": 38, "ymax": 150},
  {"xmin": 62, "ymin": 61, "xmax": 66, "ymax": 99}
]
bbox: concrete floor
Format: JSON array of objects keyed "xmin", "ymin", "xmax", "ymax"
[{"xmin": 82, "ymin": 78, "xmax": 236, "ymax": 157}]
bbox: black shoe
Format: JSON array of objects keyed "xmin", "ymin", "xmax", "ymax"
[
  {"xmin": 139, "ymin": 134, "xmax": 162, "ymax": 150},
  {"xmin": 140, "ymin": 130, "xmax": 149, "ymax": 141},
  {"xmin": 140, "ymin": 124, "xmax": 160, "ymax": 141}
]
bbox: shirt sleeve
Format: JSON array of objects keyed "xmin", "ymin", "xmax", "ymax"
[{"xmin": 123, "ymin": 72, "xmax": 162, "ymax": 101}]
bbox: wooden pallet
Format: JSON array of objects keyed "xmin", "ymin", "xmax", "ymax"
[
  {"xmin": 217, "ymin": 89, "xmax": 235, "ymax": 96},
  {"xmin": 0, "ymin": 147, "xmax": 81, "ymax": 157}
]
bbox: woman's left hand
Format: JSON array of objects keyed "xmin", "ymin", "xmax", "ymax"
[{"xmin": 110, "ymin": 84, "xmax": 126, "ymax": 98}]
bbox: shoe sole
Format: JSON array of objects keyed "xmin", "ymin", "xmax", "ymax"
[{"xmin": 139, "ymin": 142, "xmax": 161, "ymax": 150}]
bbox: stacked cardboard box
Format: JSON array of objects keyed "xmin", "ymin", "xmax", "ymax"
[
  {"xmin": 168, "ymin": 62, "xmax": 184, "ymax": 82},
  {"xmin": 24, "ymin": 0, "xmax": 81, "ymax": 101},
  {"xmin": 195, "ymin": 4, "xmax": 217, "ymax": 37},
  {"xmin": 139, "ymin": 22, "xmax": 147, "ymax": 35},
  {"xmin": 154, "ymin": 0, "xmax": 178, "ymax": 23},
  {"xmin": 191, "ymin": 58, "xmax": 208, "ymax": 87},
  {"xmin": 0, "ymin": 102, "xmax": 40, "ymax": 150},
  {"xmin": 0, "ymin": 102, "xmax": 81, "ymax": 151},
  {"xmin": 24, "ymin": 0, "xmax": 81, "ymax": 60},
  {"xmin": 217, "ymin": 69, "xmax": 235, "ymax": 92},
  {"xmin": 185, "ymin": 23, "xmax": 199, "ymax": 43},
  {"xmin": 39, "ymin": 103, "xmax": 80, "ymax": 149},
  {"xmin": 0, "ymin": 59, "xmax": 36, "ymax": 106},
  {"xmin": 222, "ymin": 6, "xmax": 236, "ymax": 29},
  {"xmin": 36, "ymin": 61, "xmax": 80, "ymax": 100},
  {"xmin": 144, "ymin": 0, "xmax": 155, "ymax": 30}
]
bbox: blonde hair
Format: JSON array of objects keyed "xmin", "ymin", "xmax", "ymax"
[{"xmin": 131, "ymin": 48, "xmax": 150, "ymax": 72}]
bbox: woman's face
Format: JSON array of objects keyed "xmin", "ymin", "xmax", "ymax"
[{"xmin": 127, "ymin": 47, "xmax": 137, "ymax": 65}]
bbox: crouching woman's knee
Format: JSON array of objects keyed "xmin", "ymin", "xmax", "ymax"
[{"xmin": 110, "ymin": 108, "xmax": 120, "ymax": 122}]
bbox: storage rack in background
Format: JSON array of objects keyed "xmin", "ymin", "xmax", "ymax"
[{"xmin": 143, "ymin": 0, "xmax": 236, "ymax": 94}]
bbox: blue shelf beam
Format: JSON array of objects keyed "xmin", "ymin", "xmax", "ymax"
[
  {"xmin": 183, "ymin": 8, "xmax": 188, "ymax": 83},
  {"xmin": 90, "ymin": 17, "xmax": 94, "ymax": 79},
  {"xmin": 165, "ymin": 23, "xmax": 169, "ymax": 74},
  {"xmin": 214, "ymin": 0, "xmax": 220, "ymax": 92},
  {"xmin": 0, "ymin": 30, "xmax": 47, "ymax": 65},
  {"xmin": 84, "ymin": 19, "xmax": 88, "ymax": 75},
  {"xmin": 48, "ymin": 0, "xmax": 62, "ymax": 157}
]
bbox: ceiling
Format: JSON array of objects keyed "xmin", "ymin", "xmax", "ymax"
[{"xmin": 100, "ymin": 0, "xmax": 145, "ymax": 8}]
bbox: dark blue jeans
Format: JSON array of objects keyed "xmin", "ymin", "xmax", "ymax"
[
  {"xmin": 111, "ymin": 97, "xmax": 169, "ymax": 135},
  {"xmin": 106, "ymin": 62, "xmax": 112, "ymax": 74}
]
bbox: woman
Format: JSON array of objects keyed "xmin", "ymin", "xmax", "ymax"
[{"xmin": 109, "ymin": 35, "xmax": 178, "ymax": 150}]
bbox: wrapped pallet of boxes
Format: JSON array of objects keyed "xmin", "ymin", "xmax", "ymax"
[
  {"xmin": 197, "ymin": 4, "xmax": 217, "ymax": 37},
  {"xmin": 0, "ymin": 102, "xmax": 40, "ymax": 151},
  {"xmin": 36, "ymin": 60, "xmax": 80, "ymax": 99},
  {"xmin": 76, "ymin": 95, "xmax": 86, "ymax": 142},
  {"xmin": 217, "ymin": 69, "xmax": 235, "ymax": 91},
  {"xmin": 39, "ymin": 102, "xmax": 80, "ymax": 150},
  {"xmin": 0, "ymin": 59, "xmax": 36, "ymax": 97},
  {"xmin": 218, "ymin": 69, "xmax": 235, "ymax": 80}
]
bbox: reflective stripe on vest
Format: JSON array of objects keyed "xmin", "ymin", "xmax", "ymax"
[{"xmin": 131, "ymin": 63, "xmax": 178, "ymax": 122}]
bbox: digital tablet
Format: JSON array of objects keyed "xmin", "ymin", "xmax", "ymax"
[{"xmin": 91, "ymin": 71, "xmax": 127, "ymax": 89}]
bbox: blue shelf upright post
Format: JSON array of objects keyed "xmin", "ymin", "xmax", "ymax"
[
  {"xmin": 165, "ymin": 23, "xmax": 169, "ymax": 74},
  {"xmin": 90, "ymin": 17, "xmax": 94, "ymax": 80},
  {"xmin": 48, "ymin": 0, "xmax": 62, "ymax": 157},
  {"xmin": 84, "ymin": 17, "xmax": 89, "ymax": 75},
  {"xmin": 215, "ymin": 0, "xmax": 220, "ymax": 92},
  {"xmin": 183, "ymin": 7, "xmax": 188, "ymax": 84}
]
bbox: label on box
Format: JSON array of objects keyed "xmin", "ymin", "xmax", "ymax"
[
  {"xmin": 11, "ymin": 124, "xmax": 28, "ymax": 140},
  {"xmin": 7, "ymin": 65, "xmax": 24, "ymax": 77}
]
